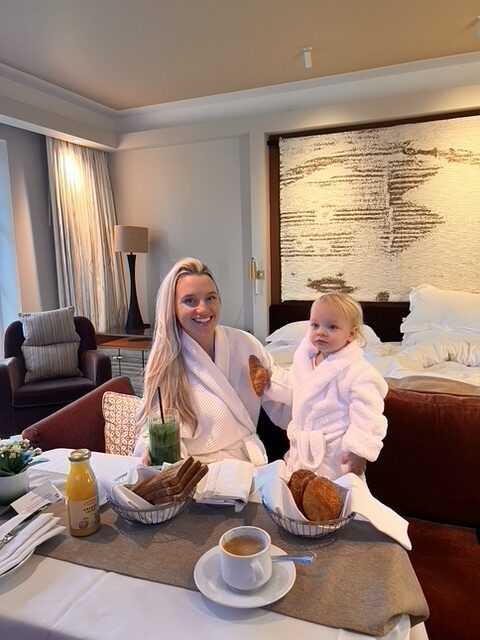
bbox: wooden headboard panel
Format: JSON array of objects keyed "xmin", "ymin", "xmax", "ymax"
[{"xmin": 269, "ymin": 300, "xmax": 409, "ymax": 343}]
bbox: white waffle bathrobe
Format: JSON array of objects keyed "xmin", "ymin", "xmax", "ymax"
[
  {"xmin": 136, "ymin": 326, "xmax": 291, "ymax": 466},
  {"xmin": 285, "ymin": 338, "xmax": 388, "ymax": 479}
]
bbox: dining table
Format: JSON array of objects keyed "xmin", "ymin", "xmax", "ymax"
[{"xmin": 0, "ymin": 449, "xmax": 429, "ymax": 640}]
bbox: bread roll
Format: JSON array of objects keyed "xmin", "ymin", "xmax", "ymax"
[
  {"xmin": 302, "ymin": 476, "xmax": 343, "ymax": 521},
  {"xmin": 288, "ymin": 469, "xmax": 316, "ymax": 511}
]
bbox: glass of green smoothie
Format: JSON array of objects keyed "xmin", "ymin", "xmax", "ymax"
[{"xmin": 147, "ymin": 409, "xmax": 181, "ymax": 466}]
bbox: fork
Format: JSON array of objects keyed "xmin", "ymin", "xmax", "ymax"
[{"xmin": 0, "ymin": 506, "xmax": 47, "ymax": 550}]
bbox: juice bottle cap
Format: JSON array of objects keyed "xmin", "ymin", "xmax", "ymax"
[{"xmin": 68, "ymin": 449, "xmax": 92, "ymax": 462}]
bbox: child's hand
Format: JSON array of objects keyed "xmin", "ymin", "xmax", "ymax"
[
  {"xmin": 341, "ymin": 452, "xmax": 366, "ymax": 476},
  {"xmin": 249, "ymin": 355, "xmax": 271, "ymax": 397}
]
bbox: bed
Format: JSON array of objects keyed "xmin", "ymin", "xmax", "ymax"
[{"xmin": 267, "ymin": 284, "xmax": 480, "ymax": 395}]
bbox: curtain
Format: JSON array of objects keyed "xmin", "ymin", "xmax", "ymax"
[{"xmin": 46, "ymin": 138, "xmax": 127, "ymax": 333}]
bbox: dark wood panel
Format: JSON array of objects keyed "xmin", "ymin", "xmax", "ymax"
[{"xmin": 269, "ymin": 300, "xmax": 409, "ymax": 343}]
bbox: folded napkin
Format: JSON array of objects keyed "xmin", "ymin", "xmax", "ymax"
[
  {"xmin": 194, "ymin": 460, "xmax": 255, "ymax": 512},
  {"xmin": 99, "ymin": 465, "xmax": 160, "ymax": 509},
  {"xmin": 260, "ymin": 464, "xmax": 412, "ymax": 549},
  {"xmin": 0, "ymin": 513, "xmax": 65, "ymax": 576}
]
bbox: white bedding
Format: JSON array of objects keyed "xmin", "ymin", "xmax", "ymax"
[
  {"xmin": 266, "ymin": 339, "xmax": 480, "ymax": 388},
  {"xmin": 266, "ymin": 284, "xmax": 480, "ymax": 390}
]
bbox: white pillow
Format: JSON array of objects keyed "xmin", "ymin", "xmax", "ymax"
[
  {"xmin": 402, "ymin": 329, "xmax": 480, "ymax": 347},
  {"xmin": 266, "ymin": 321, "xmax": 308, "ymax": 344},
  {"xmin": 266, "ymin": 321, "xmax": 381, "ymax": 346},
  {"xmin": 400, "ymin": 284, "xmax": 480, "ymax": 334}
]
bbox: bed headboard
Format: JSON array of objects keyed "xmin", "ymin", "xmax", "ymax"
[{"xmin": 269, "ymin": 300, "xmax": 409, "ymax": 343}]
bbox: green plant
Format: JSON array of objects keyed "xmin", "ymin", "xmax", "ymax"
[{"xmin": 0, "ymin": 438, "xmax": 42, "ymax": 477}]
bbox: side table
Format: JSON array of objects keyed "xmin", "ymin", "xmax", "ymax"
[{"xmin": 96, "ymin": 333, "xmax": 152, "ymax": 375}]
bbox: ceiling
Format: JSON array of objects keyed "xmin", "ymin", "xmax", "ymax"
[{"xmin": 0, "ymin": 0, "xmax": 479, "ymax": 112}]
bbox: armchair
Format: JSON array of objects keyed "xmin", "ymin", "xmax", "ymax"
[{"xmin": 0, "ymin": 316, "xmax": 112, "ymax": 437}]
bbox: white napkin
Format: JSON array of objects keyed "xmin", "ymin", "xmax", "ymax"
[
  {"xmin": 0, "ymin": 513, "xmax": 65, "ymax": 576},
  {"xmin": 98, "ymin": 465, "xmax": 161, "ymax": 510},
  {"xmin": 194, "ymin": 460, "xmax": 255, "ymax": 512},
  {"xmin": 335, "ymin": 473, "xmax": 412, "ymax": 550},
  {"xmin": 260, "ymin": 468, "xmax": 412, "ymax": 550}
]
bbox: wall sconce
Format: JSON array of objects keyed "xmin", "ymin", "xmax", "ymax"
[
  {"xmin": 113, "ymin": 225, "xmax": 149, "ymax": 333},
  {"xmin": 248, "ymin": 257, "xmax": 265, "ymax": 295}
]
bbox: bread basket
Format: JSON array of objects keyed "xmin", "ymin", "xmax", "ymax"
[
  {"xmin": 262, "ymin": 499, "xmax": 354, "ymax": 538},
  {"xmin": 107, "ymin": 493, "xmax": 192, "ymax": 525}
]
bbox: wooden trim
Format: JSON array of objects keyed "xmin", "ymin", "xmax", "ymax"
[
  {"xmin": 267, "ymin": 108, "xmax": 480, "ymax": 144},
  {"xmin": 268, "ymin": 139, "xmax": 281, "ymax": 303}
]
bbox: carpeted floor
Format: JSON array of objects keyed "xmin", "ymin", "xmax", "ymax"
[{"xmin": 99, "ymin": 349, "xmax": 144, "ymax": 396}]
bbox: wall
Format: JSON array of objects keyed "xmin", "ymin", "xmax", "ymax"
[
  {"xmin": 112, "ymin": 83, "xmax": 480, "ymax": 342},
  {"xmin": 109, "ymin": 136, "xmax": 253, "ymax": 330},
  {"xmin": 0, "ymin": 123, "xmax": 57, "ymax": 313}
]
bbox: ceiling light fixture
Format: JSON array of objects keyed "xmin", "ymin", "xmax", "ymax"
[{"xmin": 302, "ymin": 46, "xmax": 313, "ymax": 69}]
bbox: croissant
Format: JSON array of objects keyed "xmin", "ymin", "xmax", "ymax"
[{"xmin": 249, "ymin": 354, "xmax": 270, "ymax": 397}]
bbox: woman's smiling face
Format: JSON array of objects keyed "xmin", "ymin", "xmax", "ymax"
[{"xmin": 175, "ymin": 274, "xmax": 220, "ymax": 346}]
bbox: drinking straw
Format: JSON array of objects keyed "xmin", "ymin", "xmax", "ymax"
[{"xmin": 157, "ymin": 387, "xmax": 165, "ymax": 424}]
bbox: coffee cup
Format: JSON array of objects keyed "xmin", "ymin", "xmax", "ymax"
[{"xmin": 219, "ymin": 526, "xmax": 272, "ymax": 591}]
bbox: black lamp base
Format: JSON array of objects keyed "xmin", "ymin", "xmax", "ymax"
[{"xmin": 124, "ymin": 253, "xmax": 145, "ymax": 334}]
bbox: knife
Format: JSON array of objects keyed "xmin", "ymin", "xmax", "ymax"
[{"xmin": 0, "ymin": 506, "xmax": 48, "ymax": 549}]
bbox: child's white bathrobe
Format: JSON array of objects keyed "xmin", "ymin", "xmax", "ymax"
[
  {"xmin": 285, "ymin": 338, "xmax": 388, "ymax": 479},
  {"xmin": 137, "ymin": 326, "xmax": 291, "ymax": 466}
]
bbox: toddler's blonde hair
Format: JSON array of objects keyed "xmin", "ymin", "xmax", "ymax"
[{"xmin": 313, "ymin": 292, "xmax": 366, "ymax": 346}]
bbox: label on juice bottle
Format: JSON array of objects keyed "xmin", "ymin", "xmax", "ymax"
[{"xmin": 67, "ymin": 497, "xmax": 100, "ymax": 535}]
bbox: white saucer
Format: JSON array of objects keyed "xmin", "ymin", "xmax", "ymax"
[{"xmin": 193, "ymin": 544, "xmax": 296, "ymax": 609}]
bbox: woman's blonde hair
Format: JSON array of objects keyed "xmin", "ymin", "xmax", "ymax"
[
  {"xmin": 137, "ymin": 257, "xmax": 219, "ymax": 431},
  {"xmin": 313, "ymin": 292, "xmax": 366, "ymax": 346}
]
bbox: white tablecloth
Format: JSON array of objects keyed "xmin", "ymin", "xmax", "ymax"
[{"xmin": 0, "ymin": 450, "xmax": 428, "ymax": 640}]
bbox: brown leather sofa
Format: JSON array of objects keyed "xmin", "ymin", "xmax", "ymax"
[
  {"xmin": 22, "ymin": 376, "xmax": 134, "ymax": 451},
  {"xmin": 368, "ymin": 387, "xmax": 480, "ymax": 640},
  {"xmin": 0, "ymin": 316, "xmax": 112, "ymax": 437}
]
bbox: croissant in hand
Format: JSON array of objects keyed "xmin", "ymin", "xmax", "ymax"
[{"xmin": 249, "ymin": 354, "xmax": 271, "ymax": 397}]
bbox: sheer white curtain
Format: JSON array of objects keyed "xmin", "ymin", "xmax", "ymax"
[
  {"xmin": 46, "ymin": 138, "xmax": 127, "ymax": 333},
  {"xmin": 0, "ymin": 140, "xmax": 21, "ymax": 358}
]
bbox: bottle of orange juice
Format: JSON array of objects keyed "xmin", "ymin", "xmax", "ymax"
[{"xmin": 65, "ymin": 449, "xmax": 100, "ymax": 537}]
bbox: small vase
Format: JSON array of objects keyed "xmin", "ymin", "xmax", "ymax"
[{"xmin": 0, "ymin": 470, "xmax": 30, "ymax": 506}]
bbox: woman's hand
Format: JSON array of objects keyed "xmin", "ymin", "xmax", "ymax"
[
  {"xmin": 141, "ymin": 448, "xmax": 151, "ymax": 466},
  {"xmin": 341, "ymin": 452, "xmax": 366, "ymax": 476}
]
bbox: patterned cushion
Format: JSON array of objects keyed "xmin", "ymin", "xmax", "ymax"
[
  {"xmin": 19, "ymin": 307, "xmax": 81, "ymax": 383},
  {"xmin": 102, "ymin": 391, "xmax": 141, "ymax": 456}
]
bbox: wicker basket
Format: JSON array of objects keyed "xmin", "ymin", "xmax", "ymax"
[
  {"xmin": 107, "ymin": 495, "xmax": 191, "ymax": 525},
  {"xmin": 262, "ymin": 499, "xmax": 354, "ymax": 538}
]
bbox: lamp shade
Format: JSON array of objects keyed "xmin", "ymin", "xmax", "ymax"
[{"xmin": 113, "ymin": 225, "xmax": 148, "ymax": 254}]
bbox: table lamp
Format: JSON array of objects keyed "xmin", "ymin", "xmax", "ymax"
[{"xmin": 113, "ymin": 225, "xmax": 149, "ymax": 333}]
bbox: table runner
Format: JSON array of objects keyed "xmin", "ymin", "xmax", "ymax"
[{"xmin": 33, "ymin": 501, "xmax": 428, "ymax": 637}]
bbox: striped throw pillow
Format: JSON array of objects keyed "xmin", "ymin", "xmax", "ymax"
[{"xmin": 19, "ymin": 307, "xmax": 81, "ymax": 383}]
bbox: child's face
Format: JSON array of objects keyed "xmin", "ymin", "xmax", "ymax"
[{"xmin": 308, "ymin": 301, "xmax": 357, "ymax": 357}]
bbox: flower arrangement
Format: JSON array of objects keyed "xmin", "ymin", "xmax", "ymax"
[{"xmin": 0, "ymin": 438, "xmax": 42, "ymax": 477}]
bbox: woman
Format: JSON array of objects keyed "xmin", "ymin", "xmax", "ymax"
[{"xmin": 134, "ymin": 257, "xmax": 291, "ymax": 466}]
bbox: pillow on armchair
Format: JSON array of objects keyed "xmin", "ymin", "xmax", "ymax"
[
  {"xmin": 19, "ymin": 307, "xmax": 81, "ymax": 383},
  {"xmin": 102, "ymin": 391, "xmax": 141, "ymax": 456}
]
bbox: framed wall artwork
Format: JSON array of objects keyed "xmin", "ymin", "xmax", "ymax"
[{"xmin": 268, "ymin": 110, "xmax": 480, "ymax": 303}]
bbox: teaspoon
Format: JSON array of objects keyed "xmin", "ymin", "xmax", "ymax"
[{"xmin": 271, "ymin": 551, "xmax": 316, "ymax": 564}]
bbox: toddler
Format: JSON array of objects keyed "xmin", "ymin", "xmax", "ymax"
[{"xmin": 284, "ymin": 292, "xmax": 388, "ymax": 479}]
